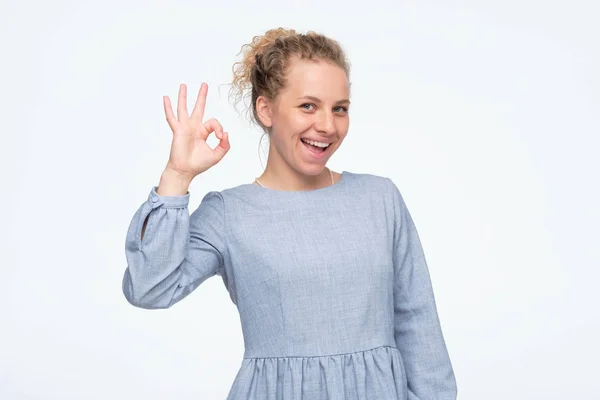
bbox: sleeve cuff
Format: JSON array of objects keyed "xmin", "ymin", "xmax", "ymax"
[{"xmin": 147, "ymin": 186, "xmax": 190, "ymax": 209}]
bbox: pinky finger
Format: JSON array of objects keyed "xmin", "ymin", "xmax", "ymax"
[{"xmin": 163, "ymin": 96, "xmax": 177, "ymax": 132}]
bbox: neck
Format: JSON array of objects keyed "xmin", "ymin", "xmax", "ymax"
[{"xmin": 258, "ymin": 149, "xmax": 332, "ymax": 191}]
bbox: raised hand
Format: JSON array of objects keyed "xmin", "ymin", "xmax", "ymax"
[{"xmin": 162, "ymin": 83, "xmax": 230, "ymax": 180}]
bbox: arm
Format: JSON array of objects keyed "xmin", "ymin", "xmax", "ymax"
[
  {"xmin": 122, "ymin": 187, "xmax": 226, "ymax": 309},
  {"xmin": 387, "ymin": 178, "xmax": 457, "ymax": 399}
]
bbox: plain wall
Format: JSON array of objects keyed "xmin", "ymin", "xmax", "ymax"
[{"xmin": 1, "ymin": 0, "xmax": 598, "ymax": 398}]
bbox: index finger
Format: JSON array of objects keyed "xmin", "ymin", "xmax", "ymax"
[
  {"xmin": 190, "ymin": 83, "xmax": 208, "ymax": 124},
  {"xmin": 163, "ymin": 96, "xmax": 177, "ymax": 132}
]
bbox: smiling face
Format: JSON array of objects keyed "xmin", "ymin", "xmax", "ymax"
[{"xmin": 256, "ymin": 57, "xmax": 350, "ymax": 178}]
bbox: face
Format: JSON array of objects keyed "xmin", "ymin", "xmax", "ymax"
[{"xmin": 256, "ymin": 57, "xmax": 350, "ymax": 176}]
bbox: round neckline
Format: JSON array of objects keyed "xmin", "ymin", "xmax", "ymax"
[{"xmin": 247, "ymin": 170, "xmax": 348, "ymax": 194}]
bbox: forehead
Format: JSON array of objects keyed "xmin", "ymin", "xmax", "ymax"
[{"xmin": 279, "ymin": 57, "xmax": 349, "ymax": 101}]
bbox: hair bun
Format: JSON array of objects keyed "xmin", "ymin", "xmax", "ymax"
[{"xmin": 233, "ymin": 28, "xmax": 296, "ymax": 86}]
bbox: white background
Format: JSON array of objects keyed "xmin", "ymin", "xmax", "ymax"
[{"xmin": 1, "ymin": 0, "xmax": 598, "ymax": 398}]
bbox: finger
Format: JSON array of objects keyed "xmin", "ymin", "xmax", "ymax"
[
  {"xmin": 190, "ymin": 83, "xmax": 208, "ymax": 124},
  {"xmin": 201, "ymin": 118, "xmax": 224, "ymax": 140},
  {"xmin": 163, "ymin": 96, "xmax": 177, "ymax": 132},
  {"xmin": 177, "ymin": 83, "xmax": 189, "ymax": 121},
  {"xmin": 212, "ymin": 131, "xmax": 231, "ymax": 161}
]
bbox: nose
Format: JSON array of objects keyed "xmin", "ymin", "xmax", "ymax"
[{"xmin": 315, "ymin": 110, "xmax": 336, "ymax": 135}]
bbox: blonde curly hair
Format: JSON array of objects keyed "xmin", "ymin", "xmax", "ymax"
[{"xmin": 230, "ymin": 28, "xmax": 350, "ymax": 131}]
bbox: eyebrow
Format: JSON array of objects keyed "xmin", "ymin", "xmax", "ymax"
[{"xmin": 297, "ymin": 95, "xmax": 351, "ymax": 104}]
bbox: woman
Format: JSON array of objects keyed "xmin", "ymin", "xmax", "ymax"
[{"xmin": 123, "ymin": 28, "xmax": 457, "ymax": 399}]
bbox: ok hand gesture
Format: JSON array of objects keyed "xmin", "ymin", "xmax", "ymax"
[{"xmin": 163, "ymin": 83, "xmax": 230, "ymax": 180}]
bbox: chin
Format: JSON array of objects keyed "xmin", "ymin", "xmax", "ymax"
[{"xmin": 295, "ymin": 163, "xmax": 329, "ymax": 176}]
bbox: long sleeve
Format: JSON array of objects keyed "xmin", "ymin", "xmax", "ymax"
[
  {"xmin": 387, "ymin": 178, "xmax": 458, "ymax": 399},
  {"xmin": 122, "ymin": 186, "xmax": 227, "ymax": 309}
]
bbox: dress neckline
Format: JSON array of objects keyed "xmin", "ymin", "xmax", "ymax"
[{"xmin": 248, "ymin": 170, "xmax": 348, "ymax": 194}]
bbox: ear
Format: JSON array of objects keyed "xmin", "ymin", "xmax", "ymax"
[{"xmin": 255, "ymin": 96, "xmax": 273, "ymax": 128}]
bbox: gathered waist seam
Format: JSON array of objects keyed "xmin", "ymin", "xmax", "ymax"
[{"xmin": 243, "ymin": 345, "xmax": 398, "ymax": 360}]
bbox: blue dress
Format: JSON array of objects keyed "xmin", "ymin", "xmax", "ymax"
[{"xmin": 122, "ymin": 171, "xmax": 457, "ymax": 399}]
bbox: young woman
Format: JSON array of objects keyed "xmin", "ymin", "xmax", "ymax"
[{"xmin": 123, "ymin": 28, "xmax": 457, "ymax": 399}]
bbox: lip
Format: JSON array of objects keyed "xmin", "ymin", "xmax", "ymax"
[
  {"xmin": 300, "ymin": 139, "xmax": 332, "ymax": 160},
  {"xmin": 301, "ymin": 137, "xmax": 334, "ymax": 145}
]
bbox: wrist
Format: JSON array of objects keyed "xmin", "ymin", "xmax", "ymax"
[{"xmin": 157, "ymin": 168, "xmax": 193, "ymax": 196}]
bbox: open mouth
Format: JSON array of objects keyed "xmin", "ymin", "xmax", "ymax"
[{"xmin": 300, "ymin": 138, "xmax": 331, "ymax": 153}]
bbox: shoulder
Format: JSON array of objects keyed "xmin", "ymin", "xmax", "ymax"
[
  {"xmin": 197, "ymin": 171, "xmax": 403, "ymax": 204},
  {"xmin": 195, "ymin": 182, "xmax": 253, "ymax": 204},
  {"xmin": 196, "ymin": 183, "xmax": 261, "ymax": 216},
  {"xmin": 343, "ymin": 171, "xmax": 408, "ymax": 212},
  {"xmin": 341, "ymin": 171, "xmax": 398, "ymax": 193}
]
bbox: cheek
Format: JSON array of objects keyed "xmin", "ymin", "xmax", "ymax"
[
  {"xmin": 289, "ymin": 112, "xmax": 313, "ymax": 130},
  {"xmin": 273, "ymin": 111, "xmax": 309, "ymax": 132},
  {"xmin": 336, "ymin": 118, "xmax": 350, "ymax": 135}
]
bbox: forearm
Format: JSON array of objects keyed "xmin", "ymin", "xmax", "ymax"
[
  {"xmin": 122, "ymin": 188, "xmax": 225, "ymax": 310},
  {"xmin": 123, "ymin": 190, "xmax": 192, "ymax": 309},
  {"xmin": 394, "ymin": 275, "xmax": 457, "ymax": 398},
  {"xmin": 156, "ymin": 168, "xmax": 193, "ymax": 196}
]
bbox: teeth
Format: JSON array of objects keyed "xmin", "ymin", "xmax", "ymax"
[{"xmin": 301, "ymin": 138, "xmax": 330, "ymax": 148}]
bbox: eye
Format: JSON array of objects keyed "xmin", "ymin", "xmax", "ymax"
[
  {"xmin": 300, "ymin": 103, "xmax": 315, "ymax": 111},
  {"xmin": 334, "ymin": 106, "xmax": 349, "ymax": 113}
]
